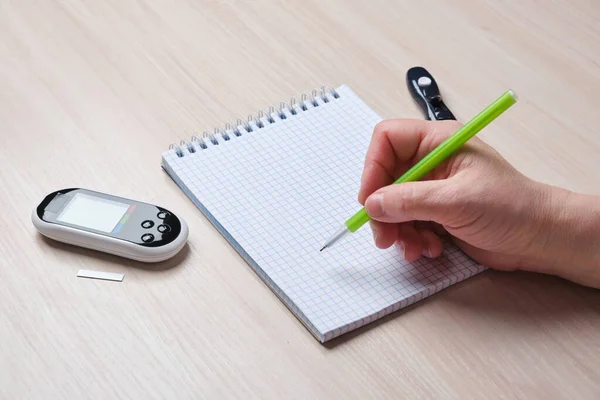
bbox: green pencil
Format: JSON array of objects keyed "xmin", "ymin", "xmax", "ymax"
[{"xmin": 320, "ymin": 89, "xmax": 518, "ymax": 251}]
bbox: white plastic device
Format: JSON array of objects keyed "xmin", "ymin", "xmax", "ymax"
[{"xmin": 32, "ymin": 188, "xmax": 188, "ymax": 263}]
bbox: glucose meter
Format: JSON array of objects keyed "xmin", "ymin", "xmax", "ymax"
[{"xmin": 32, "ymin": 188, "xmax": 188, "ymax": 262}]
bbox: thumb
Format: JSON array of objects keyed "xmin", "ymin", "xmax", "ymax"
[{"xmin": 364, "ymin": 180, "xmax": 461, "ymax": 224}]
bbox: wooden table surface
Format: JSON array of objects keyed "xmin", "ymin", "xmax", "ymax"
[{"xmin": 2, "ymin": 1, "xmax": 600, "ymax": 398}]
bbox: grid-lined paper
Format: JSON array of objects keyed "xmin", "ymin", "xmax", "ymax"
[{"xmin": 161, "ymin": 85, "xmax": 485, "ymax": 342}]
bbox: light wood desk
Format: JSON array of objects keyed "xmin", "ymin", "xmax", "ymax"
[{"xmin": 2, "ymin": 1, "xmax": 600, "ymax": 398}]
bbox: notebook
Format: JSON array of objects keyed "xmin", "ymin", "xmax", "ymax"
[{"xmin": 161, "ymin": 84, "xmax": 486, "ymax": 342}]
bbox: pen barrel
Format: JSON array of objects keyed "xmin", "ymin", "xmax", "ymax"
[
  {"xmin": 345, "ymin": 89, "xmax": 517, "ymax": 233},
  {"xmin": 346, "ymin": 208, "xmax": 370, "ymax": 232}
]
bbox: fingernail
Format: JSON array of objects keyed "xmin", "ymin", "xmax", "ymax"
[
  {"xmin": 365, "ymin": 193, "xmax": 384, "ymax": 217},
  {"xmin": 396, "ymin": 241, "xmax": 405, "ymax": 258},
  {"xmin": 424, "ymin": 247, "xmax": 433, "ymax": 258}
]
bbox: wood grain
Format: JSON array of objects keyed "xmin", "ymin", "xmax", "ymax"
[{"xmin": 1, "ymin": 1, "xmax": 600, "ymax": 398}]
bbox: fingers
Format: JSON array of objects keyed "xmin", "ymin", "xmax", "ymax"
[
  {"xmin": 358, "ymin": 119, "xmax": 430, "ymax": 205},
  {"xmin": 365, "ymin": 179, "xmax": 462, "ymax": 225},
  {"xmin": 417, "ymin": 228, "xmax": 444, "ymax": 258},
  {"xmin": 370, "ymin": 220, "xmax": 397, "ymax": 249},
  {"xmin": 395, "ymin": 223, "xmax": 444, "ymax": 262},
  {"xmin": 358, "ymin": 119, "xmax": 463, "ymax": 205},
  {"xmin": 397, "ymin": 223, "xmax": 424, "ymax": 261},
  {"xmin": 359, "ymin": 119, "xmax": 468, "ymax": 263},
  {"xmin": 370, "ymin": 219, "xmax": 445, "ymax": 262}
]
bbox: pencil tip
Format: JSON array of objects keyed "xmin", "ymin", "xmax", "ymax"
[{"xmin": 319, "ymin": 246, "xmax": 326, "ymax": 252}]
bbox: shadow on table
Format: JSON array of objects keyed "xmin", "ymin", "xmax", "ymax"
[
  {"xmin": 323, "ymin": 269, "xmax": 600, "ymax": 349},
  {"xmin": 38, "ymin": 234, "xmax": 190, "ymax": 272}
]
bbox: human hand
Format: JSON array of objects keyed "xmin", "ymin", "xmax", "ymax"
[{"xmin": 358, "ymin": 119, "xmax": 600, "ymax": 288}]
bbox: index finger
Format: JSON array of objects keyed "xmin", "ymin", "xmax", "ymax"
[{"xmin": 358, "ymin": 119, "xmax": 431, "ymax": 204}]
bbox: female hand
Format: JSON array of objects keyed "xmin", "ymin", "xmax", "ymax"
[{"xmin": 358, "ymin": 119, "xmax": 600, "ymax": 288}]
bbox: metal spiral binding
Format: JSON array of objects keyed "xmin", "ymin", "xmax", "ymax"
[{"xmin": 168, "ymin": 85, "xmax": 340, "ymax": 157}]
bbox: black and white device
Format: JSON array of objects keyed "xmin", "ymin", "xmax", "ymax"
[
  {"xmin": 406, "ymin": 66, "xmax": 456, "ymax": 121},
  {"xmin": 32, "ymin": 188, "xmax": 188, "ymax": 262}
]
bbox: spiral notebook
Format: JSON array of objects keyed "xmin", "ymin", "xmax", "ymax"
[{"xmin": 161, "ymin": 85, "xmax": 485, "ymax": 342}]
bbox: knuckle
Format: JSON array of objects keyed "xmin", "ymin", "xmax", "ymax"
[
  {"xmin": 440, "ymin": 120, "xmax": 463, "ymax": 133},
  {"xmin": 431, "ymin": 120, "xmax": 463, "ymax": 141},
  {"xmin": 386, "ymin": 186, "xmax": 414, "ymax": 217},
  {"xmin": 404, "ymin": 185, "xmax": 418, "ymax": 215},
  {"xmin": 372, "ymin": 120, "xmax": 389, "ymax": 139}
]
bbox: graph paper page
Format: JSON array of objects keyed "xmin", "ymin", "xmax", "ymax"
[{"xmin": 162, "ymin": 85, "xmax": 485, "ymax": 342}]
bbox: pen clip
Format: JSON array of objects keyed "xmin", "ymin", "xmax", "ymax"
[{"xmin": 406, "ymin": 66, "xmax": 456, "ymax": 121}]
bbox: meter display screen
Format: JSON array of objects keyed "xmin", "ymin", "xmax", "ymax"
[{"xmin": 57, "ymin": 192, "xmax": 130, "ymax": 233}]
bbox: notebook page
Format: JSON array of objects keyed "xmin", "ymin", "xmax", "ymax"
[{"xmin": 162, "ymin": 85, "xmax": 485, "ymax": 342}]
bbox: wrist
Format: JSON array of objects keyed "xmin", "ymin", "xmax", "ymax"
[{"xmin": 529, "ymin": 183, "xmax": 600, "ymax": 287}]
